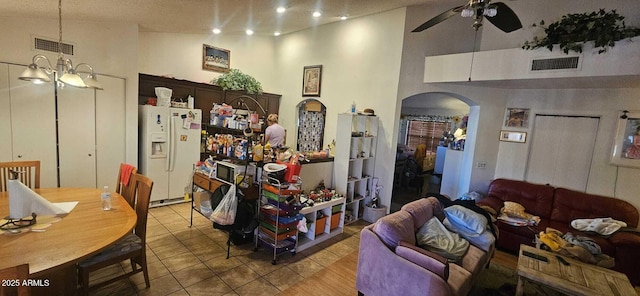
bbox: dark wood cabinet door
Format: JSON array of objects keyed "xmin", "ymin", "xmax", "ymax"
[
  {"xmin": 138, "ymin": 73, "xmax": 280, "ymax": 123},
  {"xmin": 195, "ymin": 87, "xmax": 224, "ymax": 124},
  {"xmin": 264, "ymin": 94, "xmax": 281, "ymax": 116},
  {"xmin": 138, "ymin": 75, "xmax": 166, "ymax": 104},
  {"xmin": 166, "ymin": 83, "xmax": 195, "ymax": 101}
]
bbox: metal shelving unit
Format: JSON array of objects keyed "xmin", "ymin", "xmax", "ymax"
[{"xmin": 254, "ymin": 176, "xmax": 303, "ymax": 265}]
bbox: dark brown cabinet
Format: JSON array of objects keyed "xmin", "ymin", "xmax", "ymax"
[
  {"xmin": 195, "ymin": 87, "xmax": 224, "ymax": 124},
  {"xmin": 138, "ymin": 73, "xmax": 280, "ymax": 124}
]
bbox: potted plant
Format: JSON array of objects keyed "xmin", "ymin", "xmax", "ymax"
[
  {"xmin": 522, "ymin": 9, "xmax": 640, "ymax": 54},
  {"xmin": 211, "ymin": 68, "xmax": 263, "ymax": 94}
]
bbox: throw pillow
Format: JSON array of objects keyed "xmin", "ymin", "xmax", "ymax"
[
  {"xmin": 416, "ymin": 217, "xmax": 469, "ymax": 262},
  {"xmin": 396, "ymin": 241, "xmax": 449, "ymax": 280},
  {"xmin": 443, "ymin": 218, "xmax": 495, "ymax": 252},
  {"xmin": 443, "ymin": 205, "xmax": 488, "ymax": 235},
  {"xmin": 502, "ymin": 201, "xmax": 527, "ymax": 218}
]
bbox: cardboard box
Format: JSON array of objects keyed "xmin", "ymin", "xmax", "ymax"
[{"xmin": 193, "ymin": 191, "xmax": 210, "ymax": 207}]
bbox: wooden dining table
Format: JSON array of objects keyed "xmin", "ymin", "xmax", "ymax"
[{"xmin": 0, "ymin": 187, "xmax": 137, "ymax": 295}]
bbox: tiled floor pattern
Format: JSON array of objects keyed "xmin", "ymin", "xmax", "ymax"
[{"xmin": 89, "ymin": 202, "xmax": 368, "ymax": 296}]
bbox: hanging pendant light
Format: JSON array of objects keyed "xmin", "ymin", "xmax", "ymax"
[{"xmin": 18, "ymin": 0, "xmax": 102, "ymax": 90}]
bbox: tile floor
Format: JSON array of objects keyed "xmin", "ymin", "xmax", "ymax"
[{"xmin": 89, "ymin": 202, "xmax": 368, "ymax": 296}]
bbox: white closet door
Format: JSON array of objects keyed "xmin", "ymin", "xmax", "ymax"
[
  {"xmin": 0, "ymin": 64, "xmax": 12, "ymax": 162},
  {"xmin": 552, "ymin": 117, "xmax": 598, "ymax": 191},
  {"xmin": 525, "ymin": 116, "xmax": 563, "ymax": 186},
  {"xmin": 95, "ymin": 76, "xmax": 126, "ymax": 190},
  {"xmin": 58, "ymin": 85, "xmax": 97, "ymax": 187},
  {"xmin": 8, "ymin": 65, "xmax": 58, "ymax": 188},
  {"xmin": 526, "ymin": 115, "xmax": 598, "ymax": 191}
]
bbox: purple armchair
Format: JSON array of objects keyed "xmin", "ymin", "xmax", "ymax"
[{"xmin": 356, "ymin": 197, "xmax": 495, "ymax": 296}]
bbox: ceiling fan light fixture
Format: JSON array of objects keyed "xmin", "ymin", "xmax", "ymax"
[
  {"xmin": 461, "ymin": 8, "xmax": 475, "ymax": 18},
  {"xmin": 483, "ymin": 7, "xmax": 497, "ymax": 17}
]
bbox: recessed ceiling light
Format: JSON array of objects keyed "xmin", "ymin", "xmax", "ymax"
[
  {"xmin": 340, "ymin": 15, "xmax": 348, "ymax": 21},
  {"xmin": 312, "ymin": 11, "xmax": 322, "ymax": 18},
  {"xmin": 276, "ymin": 7, "xmax": 286, "ymax": 13},
  {"xmin": 245, "ymin": 29, "xmax": 254, "ymax": 35},
  {"xmin": 212, "ymin": 28, "xmax": 221, "ymax": 34},
  {"xmin": 274, "ymin": 32, "xmax": 281, "ymax": 36}
]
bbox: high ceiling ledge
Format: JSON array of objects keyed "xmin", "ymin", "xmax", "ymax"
[{"xmin": 423, "ymin": 37, "xmax": 640, "ymax": 89}]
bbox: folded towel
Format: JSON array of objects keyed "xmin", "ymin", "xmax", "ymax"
[
  {"xmin": 120, "ymin": 164, "xmax": 135, "ymax": 186},
  {"xmin": 571, "ymin": 218, "xmax": 627, "ymax": 236}
]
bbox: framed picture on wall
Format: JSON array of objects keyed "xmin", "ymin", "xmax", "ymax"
[
  {"xmin": 499, "ymin": 130, "xmax": 527, "ymax": 143},
  {"xmin": 610, "ymin": 110, "xmax": 640, "ymax": 168},
  {"xmin": 504, "ymin": 108, "xmax": 530, "ymax": 128},
  {"xmin": 302, "ymin": 65, "xmax": 322, "ymax": 97},
  {"xmin": 202, "ymin": 44, "xmax": 230, "ymax": 72}
]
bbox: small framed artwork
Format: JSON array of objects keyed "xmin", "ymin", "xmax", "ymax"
[
  {"xmin": 610, "ymin": 110, "xmax": 640, "ymax": 168},
  {"xmin": 202, "ymin": 44, "xmax": 230, "ymax": 72},
  {"xmin": 500, "ymin": 130, "xmax": 527, "ymax": 143},
  {"xmin": 302, "ymin": 65, "xmax": 322, "ymax": 97},
  {"xmin": 504, "ymin": 108, "xmax": 530, "ymax": 128}
]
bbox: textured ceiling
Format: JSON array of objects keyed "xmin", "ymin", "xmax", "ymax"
[{"xmin": 0, "ymin": 0, "xmax": 438, "ymax": 36}]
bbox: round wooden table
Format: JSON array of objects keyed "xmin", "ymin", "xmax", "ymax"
[{"xmin": 0, "ymin": 188, "xmax": 136, "ymax": 294}]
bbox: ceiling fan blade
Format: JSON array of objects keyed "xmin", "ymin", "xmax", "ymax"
[
  {"xmin": 486, "ymin": 2, "xmax": 522, "ymax": 33},
  {"xmin": 412, "ymin": 5, "xmax": 465, "ymax": 32}
]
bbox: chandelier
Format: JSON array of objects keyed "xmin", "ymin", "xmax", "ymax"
[{"xmin": 18, "ymin": 0, "xmax": 102, "ymax": 90}]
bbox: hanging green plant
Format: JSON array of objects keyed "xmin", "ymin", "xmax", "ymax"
[
  {"xmin": 211, "ymin": 68, "xmax": 263, "ymax": 94},
  {"xmin": 522, "ymin": 9, "xmax": 640, "ymax": 54}
]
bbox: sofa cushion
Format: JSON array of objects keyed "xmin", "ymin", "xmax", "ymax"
[
  {"xmin": 401, "ymin": 197, "xmax": 440, "ymax": 231},
  {"xmin": 397, "ymin": 241, "xmax": 449, "ymax": 280},
  {"xmin": 551, "ymin": 188, "xmax": 639, "ymax": 228},
  {"xmin": 444, "ymin": 205, "xmax": 487, "ymax": 235},
  {"xmin": 447, "ymin": 262, "xmax": 473, "ymax": 296},
  {"xmin": 456, "ymin": 244, "xmax": 488, "ymax": 276},
  {"xmin": 548, "ymin": 221, "xmax": 616, "ymax": 256},
  {"xmin": 487, "ymin": 179, "xmax": 555, "ymax": 219},
  {"xmin": 373, "ymin": 210, "xmax": 415, "ymax": 249}
]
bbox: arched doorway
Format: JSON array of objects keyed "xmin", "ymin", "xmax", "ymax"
[{"xmin": 391, "ymin": 92, "xmax": 478, "ymax": 212}]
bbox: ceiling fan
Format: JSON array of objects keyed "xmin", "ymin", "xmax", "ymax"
[{"xmin": 412, "ymin": 0, "xmax": 522, "ymax": 33}]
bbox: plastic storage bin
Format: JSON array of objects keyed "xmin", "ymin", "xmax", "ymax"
[
  {"xmin": 315, "ymin": 216, "xmax": 327, "ymax": 235},
  {"xmin": 330, "ymin": 212, "xmax": 342, "ymax": 230}
]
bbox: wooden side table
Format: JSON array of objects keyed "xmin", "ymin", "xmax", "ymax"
[{"xmin": 516, "ymin": 244, "xmax": 635, "ymax": 296}]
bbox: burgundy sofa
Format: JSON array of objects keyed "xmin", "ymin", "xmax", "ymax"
[
  {"xmin": 477, "ymin": 178, "xmax": 640, "ymax": 285},
  {"xmin": 356, "ymin": 197, "xmax": 494, "ymax": 296}
]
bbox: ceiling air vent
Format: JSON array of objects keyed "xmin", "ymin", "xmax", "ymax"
[
  {"xmin": 530, "ymin": 56, "xmax": 580, "ymax": 71},
  {"xmin": 34, "ymin": 37, "xmax": 74, "ymax": 56}
]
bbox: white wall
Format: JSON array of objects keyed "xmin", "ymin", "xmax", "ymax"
[
  {"xmin": 495, "ymin": 88, "xmax": 640, "ymax": 211},
  {"xmin": 0, "ymin": 16, "xmax": 139, "ymax": 165},
  {"xmin": 274, "ymin": 8, "xmax": 407, "ymax": 209},
  {"xmin": 398, "ymin": 0, "xmax": 640, "ymax": 213},
  {"xmin": 138, "ymin": 32, "xmax": 279, "ymax": 92}
]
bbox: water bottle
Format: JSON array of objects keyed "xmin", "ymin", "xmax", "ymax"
[
  {"xmin": 101, "ymin": 186, "xmax": 112, "ymax": 210},
  {"xmin": 351, "ymin": 101, "xmax": 356, "ymax": 113}
]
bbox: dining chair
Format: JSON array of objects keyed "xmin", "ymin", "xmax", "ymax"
[
  {"xmin": 77, "ymin": 173, "xmax": 153, "ymax": 294},
  {"xmin": 116, "ymin": 163, "xmax": 137, "ymax": 208},
  {"xmin": 0, "ymin": 264, "xmax": 30, "ymax": 296},
  {"xmin": 0, "ymin": 161, "xmax": 40, "ymax": 192}
]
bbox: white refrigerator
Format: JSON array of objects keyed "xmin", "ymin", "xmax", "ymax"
[{"xmin": 139, "ymin": 105, "xmax": 202, "ymax": 205}]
